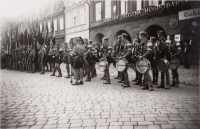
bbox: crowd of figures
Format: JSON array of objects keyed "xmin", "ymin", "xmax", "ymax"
[{"xmin": 1, "ymin": 30, "xmax": 193, "ymax": 91}]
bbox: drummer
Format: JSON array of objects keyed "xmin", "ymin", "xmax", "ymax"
[
  {"xmin": 114, "ymin": 35, "xmax": 123, "ymax": 79},
  {"xmin": 118, "ymin": 43, "xmax": 132, "ymax": 87},
  {"xmin": 169, "ymin": 34, "xmax": 181, "ymax": 87},
  {"xmin": 138, "ymin": 31, "xmax": 154, "ymax": 91},
  {"xmin": 156, "ymin": 31, "xmax": 170, "ymax": 89},
  {"xmin": 100, "ymin": 37, "xmax": 112, "ymax": 84}
]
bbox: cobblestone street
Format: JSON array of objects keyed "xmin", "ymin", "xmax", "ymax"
[{"xmin": 1, "ymin": 64, "xmax": 199, "ymax": 129}]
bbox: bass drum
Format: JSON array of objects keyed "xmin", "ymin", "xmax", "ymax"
[
  {"xmin": 156, "ymin": 58, "xmax": 169, "ymax": 72},
  {"xmin": 136, "ymin": 59, "xmax": 151, "ymax": 73},
  {"xmin": 116, "ymin": 58, "xmax": 128, "ymax": 72},
  {"xmin": 169, "ymin": 58, "xmax": 179, "ymax": 70},
  {"xmin": 98, "ymin": 59, "xmax": 108, "ymax": 72}
]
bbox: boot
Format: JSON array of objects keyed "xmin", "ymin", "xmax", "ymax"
[
  {"xmin": 50, "ymin": 73, "xmax": 55, "ymax": 76},
  {"xmin": 164, "ymin": 85, "xmax": 170, "ymax": 89},
  {"xmin": 132, "ymin": 77, "xmax": 138, "ymax": 82},
  {"xmin": 140, "ymin": 80, "xmax": 145, "ymax": 86},
  {"xmin": 175, "ymin": 81, "xmax": 179, "ymax": 87},
  {"xmin": 65, "ymin": 75, "xmax": 70, "ymax": 78},
  {"xmin": 134, "ymin": 81, "xmax": 142, "ymax": 85},
  {"xmin": 79, "ymin": 81, "xmax": 84, "ymax": 85},
  {"xmin": 170, "ymin": 81, "xmax": 175, "ymax": 87},
  {"xmin": 103, "ymin": 81, "xmax": 111, "ymax": 84},
  {"xmin": 149, "ymin": 85, "xmax": 154, "ymax": 91},
  {"xmin": 56, "ymin": 73, "xmax": 62, "ymax": 77},
  {"xmin": 100, "ymin": 76, "xmax": 106, "ymax": 80},
  {"xmin": 121, "ymin": 83, "xmax": 130, "ymax": 87},
  {"xmin": 118, "ymin": 80, "xmax": 125, "ymax": 83},
  {"xmin": 157, "ymin": 83, "xmax": 165, "ymax": 88},
  {"xmin": 142, "ymin": 84, "xmax": 149, "ymax": 90},
  {"xmin": 85, "ymin": 79, "xmax": 91, "ymax": 82}
]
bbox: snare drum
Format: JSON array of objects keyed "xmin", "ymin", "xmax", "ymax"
[
  {"xmin": 116, "ymin": 58, "xmax": 128, "ymax": 72},
  {"xmin": 98, "ymin": 59, "xmax": 108, "ymax": 72},
  {"xmin": 136, "ymin": 59, "xmax": 151, "ymax": 73},
  {"xmin": 156, "ymin": 58, "xmax": 169, "ymax": 72},
  {"xmin": 169, "ymin": 58, "xmax": 179, "ymax": 70}
]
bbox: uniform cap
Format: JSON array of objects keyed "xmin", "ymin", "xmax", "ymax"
[
  {"xmin": 139, "ymin": 31, "xmax": 147, "ymax": 36},
  {"xmin": 157, "ymin": 30, "xmax": 164, "ymax": 34},
  {"xmin": 108, "ymin": 45, "xmax": 112, "ymax": 49},
  {"xmin": 87, "ymin": 44, "xmax": 92, "ymax": 48},
  {"xmin": 118, "ymin": 35, "xmax": 122, "ymax": 38},
  {"xmin": 102, "ymin": 37, "xmax": 109, "ymax": 40},
  {"xmin": 122, "ymin": 33, "xmax": 128, "ymax": 37},
  {"xmin": 89, "ymin": 40, "xmax": 92, "ymax": 43},
  {"xmin": 75, "ymin": 37, "xmax": 84, "ymax": 43},
  {"xmin": 127, "ymin": 43, "xmax": 132, "ymax": 47}
]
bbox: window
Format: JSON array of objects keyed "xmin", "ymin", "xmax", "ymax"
[
  {"xmin": 48, "ymin": 21, "xmax": 51, "ymax": 32},
  {"xmin": 121, "ymin": 0, "xmax": 128, "ymax": 14},
  {"xmin": 54, "ymin": 20, "xmax": 57, "ymax": 31},
  {"xmin": 80, "ymin": 6, "xmax": 84, "ymax": 24},
  {"xmin": 70, "ymin": 13, "xmax": 73, "ymax": 27},
  {"xmin": 95, "ymin": 2, "xmax": 102, "ymax": 21},
  {"xmin": 137, "ymin": 0, "xmax": 142, "ymax": 10},
  {"xmin": 105, "ymin": 0, "xmax": 111, "ymax": 18},
  {"xmin": 152, "ymin": 0, "xmax": 159, "ymax": 6},
  {"xmin": 60, "ymin": 18, "xmax": 64, "ymax": 30},
  {"xmin": 73, "ymin": 8, "xmax": 77, "ymax": 26}
]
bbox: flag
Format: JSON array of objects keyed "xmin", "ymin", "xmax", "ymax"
[
  {"xmin": 45, "ymin": 21, "xmax": 49, "ymax": 45},
  {"xmin": 49, "ymin": 18, "xmax": 55, "ymax": 45}
]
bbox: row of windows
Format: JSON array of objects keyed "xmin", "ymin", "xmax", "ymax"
[
  {"xmin": 40, "ymin": 18, "xmax": 64, "ymax": 33},
  {"xmin": 66, "ymin": 5, "xmax": 85, "ymax": 29},
  {"xmin": 95, "ymin": 0, "xmax": 166, "ymax": 21}
]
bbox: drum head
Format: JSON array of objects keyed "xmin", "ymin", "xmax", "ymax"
[
  {"xmin": 156, "ymin": 59, "xmax": 169, "ymax": 72},
  {"xmin": 169, "ymin": 59, "xmax": 179, "ymax": 70},
  {"xmin": 136, "ymin": 60, "xmax": 149, "ymax": 73},
  {"xmin": 98, "ymin": 61, "xmax": 106, "ymax": 72},
  {"xmin": 116, "ymin": 59, "xmax": 126, "ymax": 72}
]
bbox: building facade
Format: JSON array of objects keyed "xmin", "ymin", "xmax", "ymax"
[
  {"xmin": 39, "ymin": 1, "xmax": 65, "ymax": 44},
  {"xmin": 64, "ymin": 0, "xmax": 90, "ymax": 43},
  {"xmin": 89, "ymin": 1, "xmax": 199, "ymax": 43}
]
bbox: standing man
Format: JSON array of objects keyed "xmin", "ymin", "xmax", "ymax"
[
  {"xmin": 63, "ymin": 43, "xmax": 71, "ymax": 78},
  {"xmin": 138, "ymin": 31, "xmax": 154, "ymax": 91},
  {"xmin": 169, "ymin": 34, "xmax": 181, "ymax": 87},
  {"xmin": 119, "ymin": 43, "xmax": 132, "ymax": 87},
  {"xmin": 183, "ymin": 35, "xmax": 192, "ymax": 69},
  {"xmin": 38, "ymin": 46, "xmax": 45, "ymax": 74},
  {"xmin": 71, "ymin": 37, "xmax": 85, "ymax": 85},
  {"xmin": 100, "ymin": 37, "xmax": 113, "ymax": 84},
  {"xmin": 54, "ymin": 43, "xmax": 63, "ymax": 77},
  {"xmin": 150, "ymin": 37, "xmax": 159, "ymax": 85}
]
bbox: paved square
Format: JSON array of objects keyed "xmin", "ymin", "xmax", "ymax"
[{"xmin": 1, "ymin": 64, "xmax": 199, "ymax": 129}]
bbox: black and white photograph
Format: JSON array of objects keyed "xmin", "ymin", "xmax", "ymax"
[{"xmin": 0, "ymin": 0, "xmax": 200, "ymax": 129}]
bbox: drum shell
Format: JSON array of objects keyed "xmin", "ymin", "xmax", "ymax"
[
  {"xmin": 98, "ymin": 60, "xmax": 108, "ymax": 72},
  {"xmin": 116, "ymin": 58, "xmax": 128, "ymax": 72},
  {"xmin": 169, "ymin": 58, "xmax": 179, "ymax": 70},
  {"xmin": 136, "ymin": 59, "xmax": 151, "ymax": 73},
  {"xmin": 156, "ymin": 59, "xmax": 169, "ymax": 72}
]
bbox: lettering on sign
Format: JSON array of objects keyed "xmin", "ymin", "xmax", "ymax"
[
  {"xmin": 179, "ymin": 8, "xmax": 200, "ymax": 20},
  {"xmin": 102, "ymin": 1, "xmax": 186, "ymax": 23}
]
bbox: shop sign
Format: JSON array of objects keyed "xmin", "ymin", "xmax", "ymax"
[
  {"xmin": 175, "ymin": 34, "xmax": 181, "ymax": 41},
  {"xmin": 102, "ymin": 1, "xmax": 186, "ymax": 23},
  {"xmin": 179, "ymin": 8, "xmax": 200, "ymax": 20}
]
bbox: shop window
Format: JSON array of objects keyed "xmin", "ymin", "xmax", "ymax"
[
  {"xmin": 95, "ymin": 2, "xmax": 102, "ymax": 21},
  {"xmin": 105, "ymin": 0, "xmax": 111, "ymax": 18},
  {"xmin": 121, "ymin": 0, "xmax": 128, "ymax": 14},
  {"xmin": 54, "ymin": 19, "xmax": 57, "ymax": 31},
  {"xmin": 60, "ymin": 18, "xmax": 64, "ymax": 30}
]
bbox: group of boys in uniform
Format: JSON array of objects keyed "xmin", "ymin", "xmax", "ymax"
[
  {"xmin": 99, "ymin": 30, "xmax": 181, "ymax": 91},
  {"xmin": 2, "ymin": 30, "xmax": 181, "ymax": 90}
]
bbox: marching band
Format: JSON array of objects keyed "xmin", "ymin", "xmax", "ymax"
[{"xmin": 1, "ymin": 30, "xmax": 182, "ymax": 91}]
